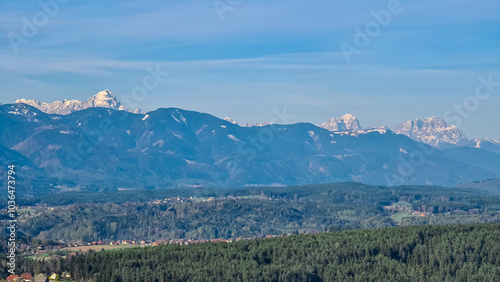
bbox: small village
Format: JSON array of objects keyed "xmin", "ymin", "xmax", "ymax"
[
  {"xmin": 5, "ymin": 272, "xmax": 71, "ymax": 282},
  {"xmin": 383, "ymin": 201, "xmax": 434, "ymax": 217},
  {"xmin": 31, "ymin": 233, "xmax": 283, "ymax": 255},
  {"xmin": 6, "ymin": 233, "xmax": 286, "ymax": 282}
]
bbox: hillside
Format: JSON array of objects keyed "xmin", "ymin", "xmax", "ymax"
[
  {"xmin": 459, "ymin": 178, "xmax": 500, "ymax": 194},
  {"xmin": 1, "ymin": 103, "xmax": 498, "ymax": 193},
  {"xmin": 18, "ymin": 223, "xmax": 500, "ymax": 281}
]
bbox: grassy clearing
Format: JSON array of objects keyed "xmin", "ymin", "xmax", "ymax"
[
  {"xmin": 62, "ymin": 244, "xmax": 139, "ymax": 252},
  {"xmin": 393, "ymin": 201, "xmax": 412, "ymax": 207},
  {"xmin": 391, "ymin": 212, "xmax": 419, "ymax": 224}
]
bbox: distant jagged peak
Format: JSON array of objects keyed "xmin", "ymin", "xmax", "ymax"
[
  {"xmin": 15, "ymin": 89, "xmax": 142, "ymax": 115},
  {"xmin": 240, "ymin": 121, "xmax": 273, "ymax": 127},
  {"xmin": 223, "ymin": 117, "xmax": 238, "ymax": 125},
  {"xmin": 394, "ymin": 116, "xmax": 459, "ymax": 133},
  {"xmin": 469, "ymin": 138, "xmax": 500, "ymax": 149},
  {"xmin": 221, "ymin": 117, "xmax": 275, "ymax": 127},
  {"xmin": 330, "ymin": 126, "xmax": 391, "ymax": 137},
  {"xmin": 392, "ymin": 116, "xmax": 468, "ymax": 148},
  {"xmin": 425, "ymin": 116, "xmax": 450, "ymax": 127},
  {"xmin": 319, "ymin": 113, "xmax": 362, "ymax": 132},
  {"xmin": 400, "ymin": 116, "xmax": 455, "ymax": 130}
]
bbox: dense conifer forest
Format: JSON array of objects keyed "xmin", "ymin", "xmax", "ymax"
[{"xmin": 15, "ymin": 223, "xmax": 500, "ymax": 281}]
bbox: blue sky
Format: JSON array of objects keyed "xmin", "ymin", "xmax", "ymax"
[{"xmin": 1, "ymin": 0, "xmax": 499, "ymax": 138}]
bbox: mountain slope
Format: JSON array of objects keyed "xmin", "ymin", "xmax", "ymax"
[
  {"xmin": 458, "ymin": 178, "xmax": 500, "ymax": 194},
  {"xmin": 442, "ymin": 147, "xmax": 500, "ymax": 176},
  {"xmin": 0, "ymin": 103, "xmax": 496, "ymax": 193}
]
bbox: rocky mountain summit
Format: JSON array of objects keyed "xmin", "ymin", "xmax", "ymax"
[
  {"xmin": 392, "ymin": 117, "xmax": 469, "ymax": 149},
  {"xmin": 15, "ymin": 90, "xmax": 141, "ymax": 115},
  {"xmin": 319, "ymin": 114, "xmax": 362, "ymax": 132}
]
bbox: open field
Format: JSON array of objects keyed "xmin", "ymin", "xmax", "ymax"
[
  {"xmin": 391, "ymin": 212, "xmax": 419, "ymax": 224},
  {"xmin": 62, "ymin": 244, "xmax": 139, "ymax": 252},
  {"xmin": 393, "ymin": 201, "xmax": 412, "ymax": 207}
]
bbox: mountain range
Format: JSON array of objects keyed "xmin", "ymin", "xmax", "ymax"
[
  {"xmin": 1, "ymin": 90, "xmax": 499, "ymax": 194},
  {"xmin": 18, "ymin": 90, "xmax": 499, "ymax": 151},
  {"xmin": 391, "ymin": 116, "xmax": 468, "ymax": 148},
  {"xmin": 15, "ymin": 90, "xmax": 141, "ymax": 115}
]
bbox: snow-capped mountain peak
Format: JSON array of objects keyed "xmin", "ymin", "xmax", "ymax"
[
  {"xmin": 468, "ymin": 138, "xmax": 500, "ymax": 153},
  {"xmin": 86, "ymin": 89, "xmax": 119, "ymax": 108},
  {"xmin": 15, "ymin": 90, "xmax": 141, "ymax": 115},
  {"xmin": 223, "ymin": 117, "xmax": 237, "ymax": 124},
  {"xmin": 392, "ymin": 116, "xmax": 468, "ymax": 149},
  {"xmin": 319, "ymin": 113, "xmax": 362, "ymax": 132},
  {"xmin": 239, "ymin": 121, "xmax": 273, "ymax": 127}
]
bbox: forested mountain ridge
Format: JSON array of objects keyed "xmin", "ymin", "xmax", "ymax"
[{"xmin": 1, "ymin": 103, "xmax": 499, "ymax": 193}]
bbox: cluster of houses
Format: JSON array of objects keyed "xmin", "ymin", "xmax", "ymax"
[
  {"xmin": 107, "ymin": 234, "xmax": 282, "ymax": 247},
  {"xmin": 411, "ymin": 211, "xmax": 434, "ymax": 217},
  {"xmin": 5, "ymin": 234, "xmax": 285, "ymax": 281},
  {"xmin": 383, "ymin": 202, "xmax": 434, "ymax": 217},
  {"xmin": 151, "ymin": 235, "xmax": 281, "ymax": 246},
  {"xmin": 149, "ymin": 195, "xmax": 272, "ymax": 206},
  {"xmin": 8, "ymin": 243, "xmax": 62, "ymax": 257},
  {"xmin": 383, "ymin": 202, "xmax": 482, "ymax": 217},
  {"xmin": 108, "ymin": 239, "xmax": 143, "ymax": 245},
  {"xmin": 383, "ymin": 204, "xmax": 409, "ymax": 213},
  {"xmin": 4, "ymin": 232, "xmax": 301, "ymax": 281},
  {"xmin": 6, "ymin": 272, "xmax": 71, "ymax": 282},
  {"xmin": 6, "ymin": 273, "xmax": 32, "ymax": 282},
  {"xmin": 30, "ymin": 234, "xmax": 284, "ymax": 258}
]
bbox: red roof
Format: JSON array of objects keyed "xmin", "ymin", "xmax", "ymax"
[
  {"xmin": 21, "ymin": 273, "xmax": 33, "ymax": 279},
  {"xmin": 6, "ymin": 275, "xmax": 19, "ymax": 281}
]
